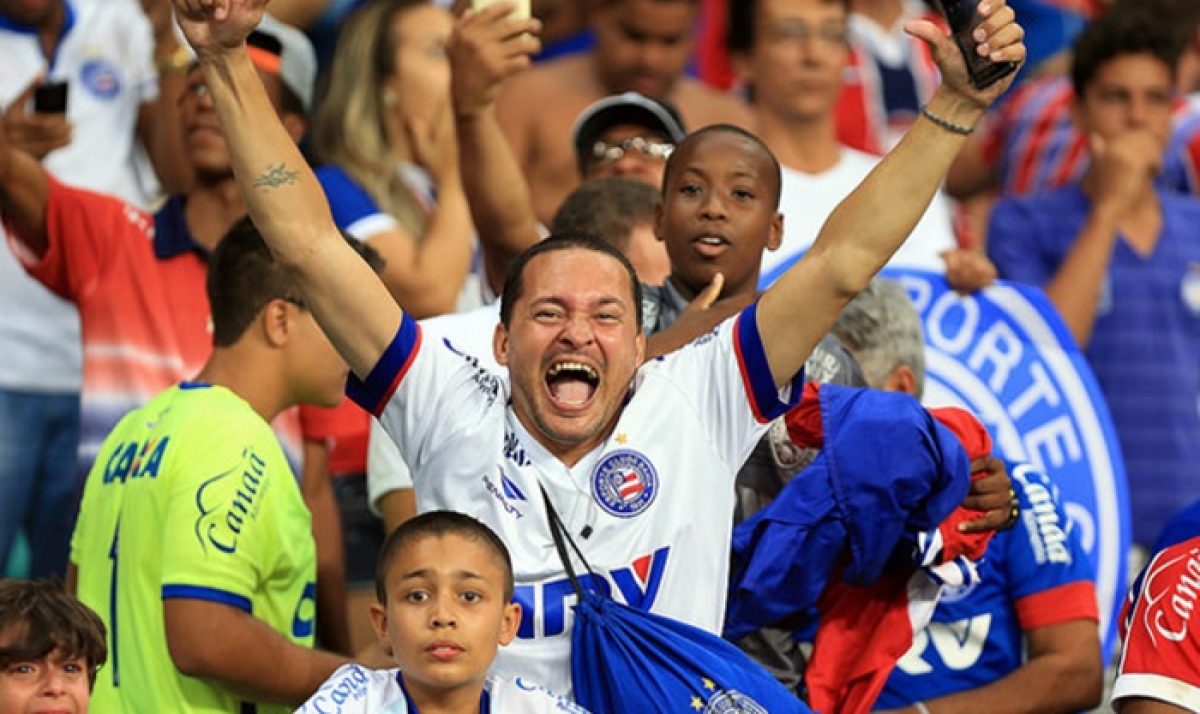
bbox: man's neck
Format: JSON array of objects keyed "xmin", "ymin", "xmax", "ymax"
[
  {"xmin": 35, "ymin": 1, "xmax": 67, "ymax": 58},
  {"xmin": 754, "ymin": 109, "xmax": 842, "ymax": 174},
  {"xmin": 194, "ymin": 347, "xmax": 289, "ymax": 423},
  {"xmin": 184, "ymin": 178, "xmax": 247, "ymax": 253}
]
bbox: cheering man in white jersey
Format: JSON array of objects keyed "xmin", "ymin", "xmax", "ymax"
[{"xmin": 170, "ymin": 0, "xmax": 1026, "ymax": 695}]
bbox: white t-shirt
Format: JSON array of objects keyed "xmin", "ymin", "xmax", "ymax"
[
  {"xmin": 350, "ymin": 306, "xmax": 801, "ymax": 695},
  {"xmin": 759, "ymin": 147, "xmax": 957, "ymax": 283},
  {"xmin": 296, "ymin": 664, "xmax": 590, "ymax": 713},
  {"xmin": 0, "ymin": 0, "xmax": 158, "ymax": 392}
]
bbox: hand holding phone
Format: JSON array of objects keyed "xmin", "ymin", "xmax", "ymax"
[
  {"xmin": 472, "ymin": 0, "xmax": 530, "ymax": 20},
  {"xmin": 932, "ymin": 0, "xmax": 1019, "ymax": 90},
  {"xmin": 33, "ymin": 81, "xmax": 69, "ymax": 114}
]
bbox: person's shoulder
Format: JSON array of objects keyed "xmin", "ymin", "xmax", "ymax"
[
  {"xmin": 299, "ymin": 664, "xmax": 405, "ymax": 714},
  {"xmin": 1157, "ymin": 186, "xmax": 1200, "ymax": 217},
  {"xmin": 992, "ymin": 184, "xmax": 1086, "ymax": 228},
  {"xmin": 506, "ymin": 53, "xmax": 593, "ymax": 95},
  {"xmin": 488, "ymin": 676, "xmax": 591, "ymax": 713},
  {"xmin": 671, "ymin": 78, "xmax": 752, "ymax": 127}
]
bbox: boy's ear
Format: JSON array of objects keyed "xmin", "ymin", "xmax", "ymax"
[
  {"xmin": 653, "ymin": 197, "xmax": 666, "ymax": 243},
  {"xmin": 262, "ymin": 299, "xmax": 292, "ymax": 348},
  {"xmin": 767, "ymin": 211, "xmax": 783, "ymax": 252},
  {"xmin": 498, "ymin": 601, "xmax": 521, "ymax": 647},
  {"xmin": 369, "ymin": 601, "xmax": 389, "ymax": 644}
]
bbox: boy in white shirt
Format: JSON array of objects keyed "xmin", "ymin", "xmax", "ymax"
[{"xmin": 298, "ymin": 511, "xmax": 587, "ymax": 713}]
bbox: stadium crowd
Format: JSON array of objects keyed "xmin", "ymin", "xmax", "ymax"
[{"xmin": 0, "ymin": 0, "xmax": 1198, "ymax": 711}]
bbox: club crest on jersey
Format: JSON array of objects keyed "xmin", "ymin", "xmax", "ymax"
[
  {"xmin": 691, "ymin": 677, "xmax": 767, "ymax": 714},
  {"xmin": 80, "ymin": 59, "xmax": 122, "ymax": 100},
  {"xmin": 592, "ymin": 448, "xmax": 657, "ymax": 517}
]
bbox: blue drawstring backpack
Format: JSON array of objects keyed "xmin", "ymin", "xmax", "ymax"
[{"xmin": 539, "ymin": 487, "xmax": 812, "ymax": 713}]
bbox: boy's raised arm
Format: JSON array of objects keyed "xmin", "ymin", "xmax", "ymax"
[
  {"xmin": 173, "ymin": 0, "xmax": 400, "ymax": 379},
  {"xmin": 756, "ymin": 2, "xmax": 1026, "ymax": 388}
]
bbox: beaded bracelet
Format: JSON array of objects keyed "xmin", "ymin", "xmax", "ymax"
[{"xmin": 920, "ymin": 105, "xmax": 974, "ymax": 136}]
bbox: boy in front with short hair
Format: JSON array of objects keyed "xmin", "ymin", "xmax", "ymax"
[
  {"xmin": 298, "ymin": 511, "xmax": 588, "ymax": 713},
  {"xmin": 0, "ymin": 578, "xmax": 107, "ymax": 714}
]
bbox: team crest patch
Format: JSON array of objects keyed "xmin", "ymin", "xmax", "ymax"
[
  {"xmin": 80, "ymin": 59, "xmax": 122, "ymax": 100},
  {"xmin": 592, "ymin": 448, "xmax": 658, "ymax": 517}
]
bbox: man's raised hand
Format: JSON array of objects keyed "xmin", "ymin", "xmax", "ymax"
[
  {"xmin": 906, "ymin": 0, "xmax": 1027, "ymax": 110},
  {"xmin": 171, "ymin": 0, "xmax": 266, "ymax": 55}
]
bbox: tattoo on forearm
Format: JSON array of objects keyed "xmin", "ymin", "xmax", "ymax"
[{"xmin": 252, "ymin": 163, "xmax": 300, "ymax": 189}]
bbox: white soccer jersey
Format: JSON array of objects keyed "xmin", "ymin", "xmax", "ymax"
[
  {"xmin": 349, "ymin": 304, "xmax": 803, "ymax": 695},
  {"xmin": 296, "ymin": 664, "xmax": 590, "ymax": 713}
]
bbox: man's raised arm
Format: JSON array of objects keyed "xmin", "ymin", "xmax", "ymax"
[
  {"xmin": 757, "ymin": 1, "xmax": 1026, "ymax": 387},
  {"xmin": 173, "ymin": 0, "xmax": 399, "ymax": 379}
]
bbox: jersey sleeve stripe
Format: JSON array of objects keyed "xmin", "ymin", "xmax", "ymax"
[
  {"xmin": 161, "ymin": 584, "xmax": 253, "ymax": 613},
  {"xmin": 1112, "ymin": 673, "xmax": 1200, "ymax": 710},
  {"xmin": 1015, "ymin": 580, "xmax": 1099, "ymax": 630},
  {"xmin": 733, "ymin": 302, "xmax": 805, "ymax": 424},
  {"xmin": 347, "ymin": 315, "xmax": 423, "ymax": 417}
]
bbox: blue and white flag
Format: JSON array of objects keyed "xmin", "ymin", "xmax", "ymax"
[{"xmin": 885, "ymin": 269, "xmax": 1129, "ymax": 659}]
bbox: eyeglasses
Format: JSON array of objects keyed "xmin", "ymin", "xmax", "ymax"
[{"xmin": 590, "ymin": 136, "xmax": 675, "ymax": 165}]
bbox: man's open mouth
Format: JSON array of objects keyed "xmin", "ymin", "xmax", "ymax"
[{"xmin": 545, "ymin": 361, "xmax": 600, "ymax": 407}]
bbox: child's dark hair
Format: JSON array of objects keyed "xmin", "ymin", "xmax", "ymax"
[
  {"xmin": 375, "ymin": 511, "xmax": 515, "ymax": 603},
  {"xmin": 1071, "ymin": 4, "xmax": 1184, "ymax": 97},
  {"xmin": 0, "ymin": 579, "xmax": 107, "ymax": 687}
]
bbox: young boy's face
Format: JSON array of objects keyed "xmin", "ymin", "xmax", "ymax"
[
  {"xmin": 370, "ymin": 534, "xmax": 520, "ymax": 699},
  {"xmin": 656, "ymin": 131, "xmax": 783, "ymax": 300},
  {"xmin": 0, "ymin": 644, "xmax": 91, "ymax": 714}
]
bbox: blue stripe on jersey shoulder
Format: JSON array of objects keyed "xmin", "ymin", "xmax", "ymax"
[
  {"xmin": 162, "ymin": 584, "xmax": 252, "ymax": 613},
  {"xmin": 347, "ymin": 314, "xmax": 421, "ymax": 416},
  {"xmin": 734, "ymin": 302, "xmax": 804, "ymax": 422}
]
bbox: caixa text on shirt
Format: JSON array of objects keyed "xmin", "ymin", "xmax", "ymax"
[
  {"xmin": 514, "ymin": 546, "xmax": 669, "ymax": 638},
  {"xmin": 101, "ymin": 436, "xmax": 171, "ymax": 483}
]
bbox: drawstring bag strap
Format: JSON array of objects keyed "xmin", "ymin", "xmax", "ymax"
[{"xmin": 539, "ymin": 484, "xmax": 598, "ymax": 600}]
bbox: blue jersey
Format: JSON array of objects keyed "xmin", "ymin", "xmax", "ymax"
[
  {"xmin": 988, "ymin": 185, "xmax": 1200, "ymax": 546},
  {"xmin": 876, "ymin": 462, "xmax": 1098, "ymax": 707}
]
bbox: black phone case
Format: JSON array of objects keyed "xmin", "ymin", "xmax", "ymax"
[
  {"xmin": 933, "ymin": 0, "xmax": 1019, "ymax": 90},
  {"xmin": 33, "ymin": 82, "xmax": 69, "ymax": 114}
]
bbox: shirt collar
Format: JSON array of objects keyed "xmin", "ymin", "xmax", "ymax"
[
  {"xmin": 153, "ymin": 194, "xmax": 209, "ymax": 260},
  {"xmin": 396, "ymin": 671, "xmax": 490, "ymax": 713}
]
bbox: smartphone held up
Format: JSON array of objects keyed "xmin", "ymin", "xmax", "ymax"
[
  {"xmin": 33, "ymin": 81, "xmax": 69, "ymax": 114},
  {"xmin": 931, "ymin": 0, "xmax": 1019, "ymax": 89}
]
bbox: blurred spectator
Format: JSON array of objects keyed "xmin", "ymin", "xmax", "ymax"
[
  {"xmin": 0, "ymin": 578, "xmax": 106, "ymax": 714},
  {"xmin": 552, "ymin": 177, "xmax": 668, "ymax": 285},
  {"xmin": 1111, "ymin": 532, "xmax": 1200, "ymax": 713},
  {"xmin": 68, "ymin": 221, "xmax": 354, "ymax": 711},
  {"xmin": 727, "ymin": 0, "xmax": 962, "ymax": 281},
  {"xmin": 0, "ymin": 0, "xmax": 189, "ymax": 577},
  {"xmin": 947, "ymin": 0, "xmax": 1200, "ymax": 202},
  {"xmin": 497, "ymin": 0, "xmax": 753, "ymax": 223},
  {"xmin": 0, "ymin": 15, "xmax": 354, "ymax": 653},
  {"xmin": 312, "ymin": 0, "xmax": 476, "ymax": 316},
  {"xmin": 987, "ymin": 6, "xmax": 1200, "ymax": 546},
  {"xmin": 847, "ymin": 280, "xmax": 1103, "ymax": 714},
  {"xmin": 573, "ymin": 91, "xmax": 687, "ymax": 189}
]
